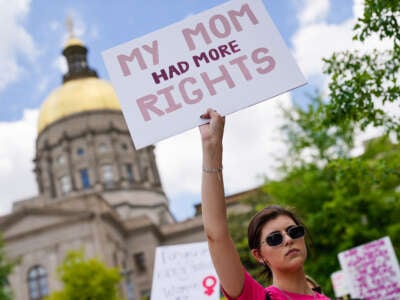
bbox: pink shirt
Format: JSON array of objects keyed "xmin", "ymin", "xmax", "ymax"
[{"xmin": 222, "ymin": 271, "xmax": 331, "ymax": 300}]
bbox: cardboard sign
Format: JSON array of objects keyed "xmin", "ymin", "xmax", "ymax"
[
  {"xmin": 102, "ymin": 0, "xmax": 306, "ymax": 149},
  {"xmin": 338, "ymin": 236, "xmax": 400, "ymax": 299},
  {"xmin": 150, "ymin": 242, "xmax": 219, "ymax": 300},
  {"xmin": 330, "ymin": 270, "xmax": 350, "ymax": 298}
]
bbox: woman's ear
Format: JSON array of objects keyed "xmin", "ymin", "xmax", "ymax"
[
  {"xmin": 251, "ymin": 248, "xmax": 270, "ymax": 266},
  {"xmin": 251, "ymin": 249, "xmax": 263, "ymax": 263}
]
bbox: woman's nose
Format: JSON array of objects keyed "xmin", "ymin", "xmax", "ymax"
[{"xmin": 282, "ymin": 231, "xmax": 294, "ymax": 245}]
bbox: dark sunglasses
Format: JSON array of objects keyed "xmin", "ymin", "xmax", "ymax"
[{"xmin": 262, "ymin": 225, "xmax": 305, "ymax": 247}]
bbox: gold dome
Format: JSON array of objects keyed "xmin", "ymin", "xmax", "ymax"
[
  {"xmin": 38, "ymin": 77, "xmax": 121, "ymax": 133},
  {"xmin": 64, "ymin": 37, "xmax": 84, "ymax": 48}
]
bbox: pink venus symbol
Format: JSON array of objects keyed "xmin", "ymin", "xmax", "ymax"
[{"xmin": 203, "ymin": 275, "xmax": 217, "ymax": 296}]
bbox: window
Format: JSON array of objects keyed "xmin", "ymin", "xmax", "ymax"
[
  {"xmin": 125, "ymin": 164, "xmax": 134, "ymax": 182},
  {"xmin": 142, "ymin": 166, "xmax": 149, "ymax": 181},
  {"xmin": 102, "ymin": 165, "xmax": 114, "ymax": 188},
  {"xmin": 27, "ymin": 266, "xmax": 48, "ymax": 300},
  {"xmin": 98, "ymin": 143, "xmax": 108, "ymax": 153},
  {"xmin": 121, "ymin": 143, "xmax": 128, "ymax": 151},
  {"xmin": 77, "ymin": 147, "xmax": 85, "ymax": 156},
  {"xmin": 113, "ymin": 252, "xmax": 118, "ymax": 267},
  {"xmin": 133, "ymin": 252, "xmax": 146, "ymax": 272},
  {"xmin": 80, "ymin": 169, "xmax": 90, "ymax": 189},
  {"xmin": 56, "ymin": 155, "xmax": 65, "ymax": 165},
  {"xmin": 59, "ymin": 175, "xmax": 72, "ymax": 195}
]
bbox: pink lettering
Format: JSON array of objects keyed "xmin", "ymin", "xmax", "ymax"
[
  {"xmin": 201, "ymin": 65, "xmax": 235, "ymax": 96},
  {"xmin": 182, "ymin": 23, "xmax": 212, "ymax": 51},
  {"xmin": 157, "ymin": 86, "xmax": 182, "ymax": 113},
  {"xmin": 228, "ymin": 3, "xmax": 259, "ymax": 31},
  {"xmin": 142, "ymin": 40, "xmax": 159, "ymax": 65},
  {"xmin": 117, "ymin": 40, "xmax": 159, "ymax": 76},
  {"xmin": 135, "ymin": 45, "xmax": 277, "ymax": 122},
  {"xmin": 136, "ymin": 94, "xmax": 165, "ymax": 121},
  {"xmin": 182, "ymin": 3, "xmax": 259, "ymax": 51},
  {"xmin": 192, "ymin": 40, "xmax": 241, "ymax": 67},
  {"xmin": 179, "ymin": 77, "xmax": 204, "ymax": 104},
  {"xmin": 209, "ymin": 14, "xmax": 231, "ymax": 38},
  {"xmin": 117, "ymin": 48, "xmax": 147, "ymax": 76},
  {"xmin": 230, "ymin": 55, "xmax": 252, "ymax": 81},
  {"xmin": 252, "ymin": 48, "xmax": 276, "ymax": 74}
]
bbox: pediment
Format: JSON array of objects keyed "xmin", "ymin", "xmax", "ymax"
[{"xmin": 0, "ymin": 209, "xmax": 93, "ymax": 239}]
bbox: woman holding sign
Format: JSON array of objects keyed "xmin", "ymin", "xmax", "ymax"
[{"xmin": 199, "ymin": 108, "xmax": 329, "ymax": 300}]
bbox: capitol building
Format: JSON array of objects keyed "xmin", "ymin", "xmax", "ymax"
[{"xmin": 0, "ymin": 35, "xmax": 208, "ymax": 300}]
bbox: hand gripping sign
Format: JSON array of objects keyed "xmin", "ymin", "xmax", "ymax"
[
  {"xmin": 102, "ymin": 0, "xmax": 306, "ymax": 149},
  {"xmin": 150, "ymin": 242, "xmax": 220, "ymax": 300}
]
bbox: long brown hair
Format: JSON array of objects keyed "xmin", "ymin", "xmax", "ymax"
[{"xmin": 247, "ymin": 205, "xmax": 311, "ymax": 281}]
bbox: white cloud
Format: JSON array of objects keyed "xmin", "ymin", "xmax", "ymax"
[
  {"xmin": 4, "ymin": 0, "xmax": 394, "ymax": 222},
  {"xmin": 156, "ymin": 94, "xmax": 293, "ymax": 199},
  {"xmin": 292, "ymin": 0, "xmax": 399, "ymax": 156},
  {"xmin": 53, "ymin": 55, "xmax": 68, "ymax": 74},
  {"xmin": 0, "ymin": 109, "xmax": 38, "ymax": 214},
  {"xmin": 49, "ymin": 20, "xmax": 61, "ymax": 32},
  {"xmin": 298, "ymin": 0, "xmax": 330, "ymax": 26},
  {"xmin": 292, "ymin": 21, "xmax": 354, "ymax": 77},
  {"xmin": 292, "ymin": 0, "xmax": 391, "ymax": 79},
  {"xmin": 0, "ymin": 0, "xmax": 36, "ymax": 91},
  {"xmin": 353, "ymin": 0, "xmax": 365, "ymax": 18},
  {"xmin": 37, "ymin": 77, "xmax": 50, "ymax": 93},
  {"xmin": 0, "ymin": 94, "xmax": 293, "ymax": 218}
]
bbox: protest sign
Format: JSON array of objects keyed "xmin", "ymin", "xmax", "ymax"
[
  {"xmin": 330, "ymin": 270, "xmax": 350, "ymax": 298},
  {"xmin": 150, "ymin": 242, "xmax": 219, "ymax": 300},
  {"xmin": 338, "ymin": 236, "xmax": 400, "ymax": 299},
  {"xmin": 102, "ymin": 0, "xmax": 306, "ymax": 149}
]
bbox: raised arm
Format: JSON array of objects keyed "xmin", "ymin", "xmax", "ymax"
[{"xmin": 199, "ymin": 108, "xmax": 244, "ymax": 298}]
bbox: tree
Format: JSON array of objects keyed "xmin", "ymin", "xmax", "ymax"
[
  {"xmin": 0, "ymin": 236, "xmax": 14, "ymax": 300},
  {"xmin": 279, "ymin": 95, "xmax": 354, "ymax": 166},
  {"xmin": 226, "ymin": 1, "xmax": 400, "ymax": 297},
  {"xmin": 46, "ymin": 250, "xmax": 122, "ymax": 300},
  {"xmin": 266, "ymin": 134, "xmax": 400, "ymax": 295},
  {"xmin": 323, "ymin": 0, "xmax": 400, "ymax": 137},
  {"xmin": 227, "ymin": 189, "xmax": 271, "ymax": 284}
]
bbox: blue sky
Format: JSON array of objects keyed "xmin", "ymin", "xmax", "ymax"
[
  {"xmin": 0, "ymin": 0, "xmax": 361, "ymax": 220},
  {"xmin": 1, "ymin": 0, "xmax": 353, "ymax": 122}
]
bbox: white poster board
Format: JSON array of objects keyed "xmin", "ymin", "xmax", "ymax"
[
  {"xmin": 150, "ymin": 242, "xmax": 220, "ymax": 300},
  {"xmin": 338, "ymin": 236, "xmax": 400, "ymax": 299},
  {"xmin": 330, "ymin": 270, "xmax": 350, "ymax": 298},
  {"xmin": 102, "ymin": 0, "xmax": 306, "ymax": 149}
]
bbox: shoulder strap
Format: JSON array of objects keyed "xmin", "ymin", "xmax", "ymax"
[{"xmin": 265, "ymin": 291, "xmax": 271, "ymax": 300}]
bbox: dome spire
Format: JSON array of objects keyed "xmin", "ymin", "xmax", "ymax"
[
  {"xmin": 62, "ymin": 17, "xmax": 97, "ymax": 83},
  {"xmin": 66, "ymin": 16, "xmax": 75, "ymax": 38}
]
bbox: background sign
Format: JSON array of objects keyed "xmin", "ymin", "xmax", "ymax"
[
  {"xmin": 150, "ymin": 242, "xmax": 220, "ymax": 300},
  {"xmin": 330, "ymin": 270, "xmax": 350, "ymax": 298},
  {"xmin": 338, "ymin": 236, "xmax": 400, "ymax": 299},
  {"xmin": 102, "ymin": 0, "xmax": 306, "ymax": 148}
]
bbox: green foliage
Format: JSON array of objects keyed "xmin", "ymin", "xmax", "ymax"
[
  {"xmin": 280, "ymin": 95, "xmax": 354, "ymax": 166},
  {"xmin": 323, "ymin": 0, "xmax": 400, "ymax": 137},
  {"xmin": 266, "ymin": 136, "xmax": 400, "ymax": 295},
  {"xmin": 0, "ymin": 236, "xmax": 14, "ymax": 300},
  {"xmin": 45, "ymin": 250, "xmax": 122, "ymax": 300},
  {"xmin": 227, "ymin": 190, "xmax": 270, "ymax": 284},
  {"xmin": 227, "ymin": 2, "xmax": 400, "ymax": 298}
]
